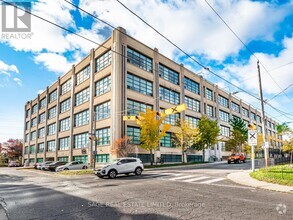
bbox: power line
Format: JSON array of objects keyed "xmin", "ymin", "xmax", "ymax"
[
  {"xmin": 2, "ymin": 0, "xmax": 292, "ymax": 122},
  {"xmin": 204, "ymin": 0, "xmax": 293, "ymax": 105}
]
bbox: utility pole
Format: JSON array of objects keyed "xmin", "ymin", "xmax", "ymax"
[
  {"xmin": 257, "ymin": 61, "xmax": 269, "ymax": 167},
  {"xmin": 89, "ymin": 112, "xmax": 98, "ymax": 170}
]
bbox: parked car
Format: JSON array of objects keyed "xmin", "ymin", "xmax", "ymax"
[
  {"xmin": 34, "ymin": 163, "xmax": 40, "ymax": 169},
  {"xmin": 39, "ymin": 161, "xmax": 54, "ymax": 170},
  {"xmin": 227, "ymin": 153, "xmax": 246, "ymax": 164},
  {"xmin": 56, "ymin": 161, "xmax": 88, "ymax": 172},
  {"xmin": 8, "ymin": 161, "xmax": 21, "ymax": 167},
  {"xmin": 94, "ymin": 158, "xmax": 144, "ymax": 179},
  {"xmin": 44, "ymin": 161, "xmax": 67, "ymax": 171}
]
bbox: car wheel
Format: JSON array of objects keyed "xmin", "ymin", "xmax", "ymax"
[
  {"xmin": 228, "ymin": 161, "xmax": 231, "ymax": 164},
  {"xmin": 108, "ymin": 170, "xmax": 117, "ymax": 179},
  {"xmin": 64, "ymin": 168, "xmax": 69, "ymax": 170},
  {"xmin": 135, "ymin": 167, "xmax": 142, "ymax": 175},
  {"xmin": 82, "ymin": 166, "xmax": 88, "ymax": 169},
  {"xmin": 243, "ymin": 160, "xmax": 246, "ymax": 163},
  {"xmin": 236, "ymin": 160, "xmax": 240, "ymax": 164}
]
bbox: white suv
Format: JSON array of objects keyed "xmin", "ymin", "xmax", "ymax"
[
  {"xmin": 56, "ymin": 161, "xmax": 88, "ymax": 172},
  {"xmin": 95, "ymin": 158, "xmax": 144, "ymax": 179}
]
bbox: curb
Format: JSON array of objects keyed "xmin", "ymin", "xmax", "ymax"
[
  {"xmin": 227, "ymin": 170, "xmax": 293, "ymax": 194},
  {"xmin": 144, "ymin": 161, "xmax": 226, "ymax": 171}
]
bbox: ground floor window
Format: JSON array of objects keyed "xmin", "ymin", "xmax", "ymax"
[
  {"xmin": 29, "ymin": 158, "xmax": 35, "ymax": 163},
  {"xmin": 187, "ymin": 155, "xmax": 202, "ymax": 162},
  {"xmin": 73, "ymin": 155, "xmax": 88, "ymax": 164},
  {"xmin": 95, "ymin": 154, "xmax": 109, "ymax": 163},
  {"xmin": 37, "ymin": 158, "xmax": 43, "ymax": 163},
  {"xmin": 58, "ymin": 157, "xmax": 69, "ymax": 162},
  {"xmin": 161, "ymin": 154, "xmax": 182, "ymax": 162},
  {"xmin": 128, "ymin": 153, "xmax": 153, "ymax": 163}
]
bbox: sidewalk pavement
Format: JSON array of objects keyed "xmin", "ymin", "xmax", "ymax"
[
  {"xmin": 144, "ymin": 160, "xmax": 227, "ymax": 171},
  {"xmin": 227, "ymin": 170, "xmax": 293, "ymax": 194}
]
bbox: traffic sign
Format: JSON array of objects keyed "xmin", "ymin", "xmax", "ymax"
[
  {"xmin": 164, "ymin": 104, "xmax": 187, "ymax": 115},
  {"xmin": 248, "ymin": 130, "xmax": 257, "ymax": 146}
]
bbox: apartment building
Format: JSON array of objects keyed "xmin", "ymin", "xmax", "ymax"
[{"xmin": 23, "ymin": 27, "xmax": 283, "ymax": 166}]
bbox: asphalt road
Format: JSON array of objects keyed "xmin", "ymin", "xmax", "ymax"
[{"xmin": 0, "ymin": 162, "xmax": 292, "ymax": 220}]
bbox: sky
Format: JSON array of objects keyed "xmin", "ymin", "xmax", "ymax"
[{"xmin": 0, "ymin": 0, "xmax": 293, "ymax": 142}]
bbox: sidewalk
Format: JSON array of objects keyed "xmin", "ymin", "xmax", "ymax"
[
  {"xmin": 144, "ymin": 160, "xmax": 226, "ymax": 171},
  {"xmin": 227, "ymin": 170, "xmax": 293, "ymax": 194}
]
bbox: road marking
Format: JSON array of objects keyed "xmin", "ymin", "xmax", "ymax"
[
  {"xmin": 183, "ymin": 176, "xmax": 210, "ymax": 182},
  {"xmin": 200, "ymin": 178, "xmax": 225, "ymax": 184},
  {"xmin": 168, "ymin": 175, "xmax": 197, "ymax": 181}
]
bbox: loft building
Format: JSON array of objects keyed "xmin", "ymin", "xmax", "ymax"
[{"xmin": 23, "ymin": 27, "xmax": 283, "ymax": 166}]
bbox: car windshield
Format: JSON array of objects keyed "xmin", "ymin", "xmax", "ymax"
[{"xmin": 231, "ymin": 154, "xmax": 236, "ymax": 156}]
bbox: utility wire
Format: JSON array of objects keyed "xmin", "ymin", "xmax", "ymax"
[{"xmin": 204, "ymin": 0, "xmax": 293, "ymax": 105}]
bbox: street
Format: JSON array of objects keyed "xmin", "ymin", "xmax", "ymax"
[{"xmin": 0, "ymin": 162, "xmax": 292, "ymax": 220}]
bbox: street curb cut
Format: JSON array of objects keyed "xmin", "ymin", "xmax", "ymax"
[{"xmin": 227, "ymin": 170, "xmax": 293, "ymax": 194}]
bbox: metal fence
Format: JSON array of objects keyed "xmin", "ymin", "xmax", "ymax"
[{"xmin": 256, "ymin": 157, "xmax": 292, "ymax": 168}]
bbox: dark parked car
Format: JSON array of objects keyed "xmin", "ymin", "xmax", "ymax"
[{"xmin": 44, "ymin": 161, "xmax": 67, "ymax": 171}]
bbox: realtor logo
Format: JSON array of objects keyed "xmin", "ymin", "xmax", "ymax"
[{"xmin": 1, "ymin": 2, "xmax": 31, "ymax": 32}]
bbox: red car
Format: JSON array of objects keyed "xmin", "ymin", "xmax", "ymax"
[{"xmin": 227, "ymin": 153, "xmax": 246, "ymax": 164}]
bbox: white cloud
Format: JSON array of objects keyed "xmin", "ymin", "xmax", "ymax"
[
  {"xmin": 34, "ymin": 53, "xmax": 73, "ymax": 74},
  {"xmin": 37, "ymin": 90, "xmax": 44, "ymax": 95},
  {"xmin": 79, "ymin": 0, "xmax": 292, "ymax": 61},
  {"xmin": 0, "ymin": 60, "xmax": 19, "ymax": 76},
  {"xmin": 13, "ymin": 77, "xmax": 22, "ymax": 86}
]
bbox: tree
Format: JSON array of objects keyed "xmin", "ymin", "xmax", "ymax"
[
  {"xmin": 282, "ymin": 138, "xmax": 293, "ymax": 164},
  {"xmin": 137, "ymin": 109, "xmax": 171, "ymax": 165},
  {"xmin": 193, "ymin": 116, "xmax": 219, "ymax": 162},
  {"xmin": 276, "ymin": 123, "xmax": 290, "ymax": 135},
  {"xmin": 111, "ymin": 136, "xmax": 134, "ymax": 158},
  {"xmin": 172, "ymin": 120, "xmax": 201, "ymax": 163},
  {"xmin": 1, "ymin": 139, "xmax": 23, "ymax": 160},
  {"xmin": 229, "ymin": 117, "xmax": 248, "ymax": 140}
]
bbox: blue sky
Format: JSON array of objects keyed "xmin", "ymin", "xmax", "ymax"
[{"xmin": 0, "ymin": 0, "xmax": 293, "ymax": 142}]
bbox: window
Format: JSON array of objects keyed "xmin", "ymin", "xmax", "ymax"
[
  {"xmin": 59, "ymin": 137, "xmax": 70, "ymax": 150},
  {"xmin": 61, "ymin": 79, "xmax": 71, "ymax": 95},
  {"xmin": 185, "ymin": 96, "xmax": 200, "ymax": 112},
  {"xmin": 58, "ymin": 157, "xmax": 68, "ymax": 162},
  {"xmin": 32, "ymin": 104, "xmax": 37, "ymax": 114},
  {"xmin": 25, "ymin": 134, "xmax": 29, "ymax": 142},
  {"xmin": 220, "ymin": 125, "xmax": 230, "ymax": 137},
  {"xmin": 37, "ymin": 158, "xmax": 43, "ymax": 163},
  {"xmin": 95, "ymin": 75, "xmax": 111, "ymax": 96},
  {"xmin": 60, "ymin": 98, "xmax": 71, "ymax": 113},
  {"xmin": 29, "ymin": 158, "xmax": 35, "ymax": 163},
  {"xmin": 184, "ymin": 77, "xmax": 200, "ymax": 95},
  {"xmin": 206, "ymin": 105, "xmax": 214, "ymax": 117},
  {"xmin": 25, "ymin": 121, "xmax": 30, "ymax": 130},
  {"xmin": 257, "ymin": 115, "xmax": 262, "ymax": 123},
  {"xmin": 95, "ymin": 154, "xmax": 110, "ymax": 163},
  {"xmin": 187, "ymin": 155, "xmax": 202, "ymax": 163},
  {"xmin": 75, "ymin": 87, "xmax": 90, "ymax": 106},
  {"xmin": 38, "ymin": 128, "xmax": 45, "ymax": 138},
  {"xmin": 47, "ymin": 123, "xmax": 56, "ymax": 135},
  {"xmin": 40, "ymin": 98, "xmax": 46, "ymax": 109},
  {"xmin": 39, "ymin": 112, "xmax": 45, "ymax": 123},
  {"xmin": 74, "ymin": 133, "xmax": 88, "ymax": 148},
  {"xmin": 127, "ymin": 47, "xmax": 153, "ymax": 72},
  {"xmin": 127, "ymin": 73, "xmax": 153, "ymax": 96},
  {"xmin": 48, "ymin": 106, "xmax": 57, "ymax": 119},
  {"xmin": 185, "ymin": 115, "xmax": 199, "ymax": 128},
  {"xmin": 96, "ymin": 50, "xmax": 111, "ymax": 72},
  {"xmin": 163, "ymin": 111, "xmax": 180, "ymax": 125},
  {"xmin": 219, "ymin": 110, "xmax": 229, "ymax": 122},
  {"xmin": 60, "ymin": 117, "xmax": 70, "ymax": 132},
  {"xmin": 258, "ymin": 126, "xmax": 262, "ymax": 133},
  {"xmin": 73, "ymin": 155, "xmax": 88, "ymax": 163},
  {"xmin": 31, "ymin": 131, "xmax": 36, "ymax": 141},
  {"xmin": 231, "ymin": 102, "xmax": 240, "ymax": 113},
  {"xmin": 160, "ymin": 132, "xmax": 174, "ymax": 147},
  {"xmin": 95, "ymin": 101, "xmax": 111, "ymax": 121},
  {"xmin": 47, "ymin": 140, "xmax": 56, "ymax": 152},
  {"xmin": 218, "ymin": 95, "xmax": 229, "ymax": 108},
  {"xmin": 159, "ymin": 86, "xmax": 179, "ymax": 104},
  {"xmin": 206, "ymin": 88, "xmax": 213, "ymax": 101},
  {"xmin": 26, "ymin": 109, "xmax": 30, "ymax": 117},
  {"xmin": 76, "ymin": 65, "xmax": 90, "ymax": 85},
  {"xmin": 250, "ymin": 112, "xmax": 256, "ymax": 121},
  {"xmin": 49, "ymin": 90, "xmax": 57, "ymax": 103},
  {"xmin": 161, "ymin": 154, "xmax": 182, "ymax": 162},
  {"xmin": 127, "ymin": 99, "xmax": 152, "ymax": 115},
  {"xmin": 96, "ymin": 127, "xmax": 110, "ymax": 146},
  {"xmin": 159, "ymin": 64, "xmax": 179, "ymax": 85},
  {"xmin": 31, "ymin": 117, "xmax": 37, "ymax": 127},
  {"xmin": 74, "ymin": 110, "xmax": 89, "ymax": 127},
  {"xmin": 127, "ymin": 126, "xmax": 140, "ymax": 144},
  {"xmin": 37, "ymin": 143, "xmax": 44, "ymax": 153},
  {"xmin": 242, "ymin": 107, "xmax": 249, "ymax": 117},
  {"xmin": 219, "ymin": 141, "xmax": 226, "ymax": 151},
  {"xmin": 25, "ymin": 146, "xmax": 29, "ymax": 154}
]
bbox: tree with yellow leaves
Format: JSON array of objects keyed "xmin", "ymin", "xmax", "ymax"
[
  {"xmin": 282, "ymin": 138, "xmax": 293, "ymax": 164},
  {"xmin": 136, "ymin": 109, "xmax": 171, "ymax": 165},
  {"xmin": 172, "ymin": 120, "xmax": 201, "ymax": 163}
]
